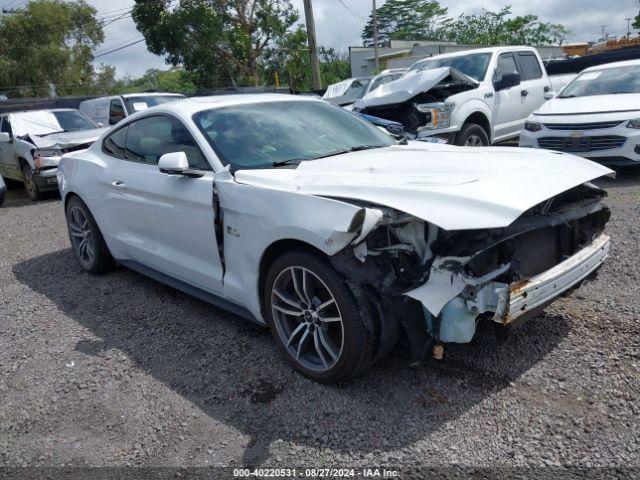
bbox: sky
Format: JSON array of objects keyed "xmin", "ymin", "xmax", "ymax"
[{"xmin": 86, "ymin": 0, "xmax": 640, "ymax": 78}]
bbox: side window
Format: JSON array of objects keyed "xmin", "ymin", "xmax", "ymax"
[
  {"xmin": 109, "ymin": 99, "xmax": 126, "ymax": 125},
  {"xmin": 102, "ymin": 126, "xmax": 128, "ymax": 159},
  {"xmin": 517, "ymin": 53, "xmax": 543, "ymax": 80},
  {"xmin": 124, "ymin": 115, "xmax": 210, "ymax": 170},
  {"xmin": 1, "ymin": 117, "xmax": 13, "ymax": 136},
  {"xmin": 494, "ymin": 53, "xmax": 520, "ymax": 82}
]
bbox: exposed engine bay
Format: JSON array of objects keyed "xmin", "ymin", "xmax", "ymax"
[
  {"xmin": 331, "ymin": 182, "xmax": 610, "ymax": 361},
  {"xmin": 358, "ymin": 75, "xmax": 476, "ymax": 133}
]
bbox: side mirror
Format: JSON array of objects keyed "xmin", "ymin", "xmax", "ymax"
[
  {"xmin": 495, "ymin": 71, "xmax": 521, "ymax": 91},
  {"xmin": 158, "ymin": 152, "xmax": 189, "ymax": 174},
  {"xmin": 544, "ymin": 91, "xmax": 556, "ymax": 100},
  {"xmin": 96, "ymin": 122, "xmax": 105, "ymax": 128}
]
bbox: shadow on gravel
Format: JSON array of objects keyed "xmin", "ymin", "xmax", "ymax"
[{"xmin": 14, "ymin": 249, "xmax": 571, "ymax": 466}]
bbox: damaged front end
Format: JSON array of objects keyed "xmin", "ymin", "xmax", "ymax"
[
  {"xmin": 331, "ymin": 182, "xmax": 611, "ymax": 361},
  {"xmin": 354, "ymin": 67, "xmax": 477, "ymax": 134}
]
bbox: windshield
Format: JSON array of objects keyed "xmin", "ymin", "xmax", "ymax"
[
  {"xmin": 340, "ymin": 78, "xmax": 372, "ymax": 102},
  {"xmin": 12, "ymin": 110, "xmax": 97, "ymax": 136},
  {"xmin": 369, "ymin": 73, "xmax": 403, "ymax": 92},
  {"xmin": 559, "ymin": 65, "xmax": 640, "ymax": 98},
  {"xmin": 193, "ymin": 100, "xmax": 395, "ymax": 170},
  {"xmin": 124, "ymin": 95, "xmax": 184, "ymax": 113},
  {"xmin": 406, "ymin": 53, "xmax": 491, "ymax": 81}
]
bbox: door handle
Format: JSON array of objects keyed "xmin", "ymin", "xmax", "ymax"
[
  {"xmin": 111, "ymin": 180, "xmax": 126, "ymax": 188},
  {"xmin": 521, "ymin": 90, "xmax": 529, "ymax": 97}
]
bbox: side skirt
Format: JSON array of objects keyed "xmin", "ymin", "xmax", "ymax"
[{"xmin": 117, "ymin": 259, "xmax": 262, "ymax": 325}]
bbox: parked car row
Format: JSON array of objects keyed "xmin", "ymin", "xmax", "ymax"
[{"xmin": 0, "ymin": 93, "xmax": 184, "ymax": 201}]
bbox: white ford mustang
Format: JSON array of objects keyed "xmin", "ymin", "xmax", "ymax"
[{"xmin": 58, "ymin": 94, "xmax": 613, "ymax": 383}]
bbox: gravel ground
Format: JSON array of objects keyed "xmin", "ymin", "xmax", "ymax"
[{"xmin": 0, "ymin": 172, "xmax": 639, "ymax": 474}]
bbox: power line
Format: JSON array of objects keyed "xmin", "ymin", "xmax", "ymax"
[
  {"xmin": 94, "ymin": 37, "xmax": 146, "ymax": 58},
  {"xmin": 335, "ymin": 0, "xmax": 367, "ymax": 23}
]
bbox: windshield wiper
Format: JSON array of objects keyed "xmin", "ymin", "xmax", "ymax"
[
  {"xmin": 272, "ymin": 145, "xmax": 386, "ymax": 168},
  {"xmin": 272, "ymin": 158, "xmax": 302, "ymax": 168},
  {"xmin": 37, "ymin": 129, "xmax": 67, "ymax": 137},
  {"xmin": 310, "ymin": 144, "xmax": 386, "ymax": 160}
]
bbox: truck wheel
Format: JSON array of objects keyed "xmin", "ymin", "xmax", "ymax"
[
  {"xmin": 456, "ymin": 123, "xmax": 489, "ymax": 147},
  {"xmin": 263, "ymin": 250, "xmax": 376, "ymax": 383},
  {"xmin": 66, "ymin": 196, "xmax": 114, "ymax": 274},
  {"xmin": 21, "ymin": 164, "xmax": 42, "ymax": 201}
]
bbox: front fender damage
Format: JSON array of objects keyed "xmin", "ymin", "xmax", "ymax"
[{"xmin": 328, "ymin": 183, "xmax": 611, "ymax": 362}]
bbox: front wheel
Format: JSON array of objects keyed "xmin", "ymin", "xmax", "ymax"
[
  {"xmin": 455, "ymin": 123, "xmax": 489, "ymax": 147},
  {"xmin": 22, "ymin": 164, "xmax": 42, "ymax": 201},
  {"xmin": 263, "ymin": 251, "xmax": 376, "ymax": 383}
]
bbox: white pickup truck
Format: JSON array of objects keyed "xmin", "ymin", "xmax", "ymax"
[{"xmin": 355, "ymin": 46, "xmax": 574, "ymax": 146}]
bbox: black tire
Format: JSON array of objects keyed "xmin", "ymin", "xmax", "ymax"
[
  {"xmin": 263, "ymin": 250, "xmax": 376, "ymax": 383},
  {"xmin": 455, "ymin": 123, "xmax": 489, "ymax": 147},
  {"xmin": 21, "ymin": 163, "xmax": 42, "ymax": 201},
  {"xmin": 65, "ymin": 196, "xmax": 114, "ymax": 274}
]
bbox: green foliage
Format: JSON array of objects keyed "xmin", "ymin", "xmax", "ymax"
[
  {"xmin": 119, "ymin": 68, "xmax": 199, "ymax": 94},
  {"xmin": 362, "ymin": 0, "xmax": 448, "ymax": 46},
  {"xmin": 441, "ymin": 6, "xmax": 569, "ymax": 46},
  {"xmin": 633, "ymin": 11, "xmax": 640, "ymax": 31},
  {"xmin": 132, "ymin": 0, "xmax": 299, "ymax": 88},
  {"xmin": 0, "ymin": 0, "xmax": 104, "ymax": 98},
  {"xmin": 262, "ymin": 26, "xmax": 350, "ymax": 92}
]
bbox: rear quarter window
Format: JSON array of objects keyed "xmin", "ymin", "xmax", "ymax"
[{"xmin": 517, "ymin": 53, "xmax": 543, "ymax": 80}]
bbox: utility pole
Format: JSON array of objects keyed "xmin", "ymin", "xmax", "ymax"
[
  {"xmin": 600, "ymin": 25, "xmax": 607, "ymax": 42},
  {"xmin": 372, "ymin": 0, "xmax": 380, "ymax": 72},
  {"xmin": 626, "ymin": 18, "xmax": 632, "ymax": 37},
  {"xmin": 303, "ymin": 0, "xmax": 322, "ymax": 91}
]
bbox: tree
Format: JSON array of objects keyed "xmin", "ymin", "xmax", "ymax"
[
  {"xmin": 120, "ymin": 68, "xmax": 198, "ymax": 94},
  {"xmin": 633, "ymin": 11, "xmax": 640, "ymax": 31},
  {"xmin": 93, "ymin": 63, "xmax": 120, "ymax": 94},
  {"xmin": 442, "ymin": 6, "xmax": 569, "ymax": 46},
  {"xmin": 132, "ymin": 0, "xmax": 299, "ymax": 88},
  {"xmin": 362, "ymin": 0, "xmax": 448, "ymax": 46},
  {"xmin": 0, "ymin": 0, "xmax": 103, "ymax": 98}
]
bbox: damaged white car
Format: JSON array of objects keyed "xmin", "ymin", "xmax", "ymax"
[
  {"xmin": 0, "ymin": 109, "xmax": 107, "ymax": 200},
  {"xmin": 354, "ymin": 47, "xmax": 574, "ymax": 146},
  {"xmin": 58, "ymin": 95, "xmax": 612, "ymax": 383}
]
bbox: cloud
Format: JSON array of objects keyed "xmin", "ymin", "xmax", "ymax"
[{"xmin": 89, "ymin": 0, "xmax": 640, "ymax": 78}]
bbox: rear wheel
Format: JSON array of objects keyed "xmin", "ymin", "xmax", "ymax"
[
  {"xmin": 21, "ymin": 163, "xmax": 42, "ymax": 201},
  {"xmin": 66, "ymin": 196, "xmax": 114, "ymax": 274},
  {"xmin": 263, "ymin": 251, "xmax": 375, "ymax": 383},
  {"xmin": 456, "ymin": 123, "xmax": 489, "ymax": 147}
]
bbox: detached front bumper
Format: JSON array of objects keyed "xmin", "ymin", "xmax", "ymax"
[{"xmin": 496, "ymin": 233, "xmax": 610, "ymax": 324}]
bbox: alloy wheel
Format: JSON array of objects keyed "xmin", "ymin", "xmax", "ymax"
[
  {"xmin": 271, "ymin": 266, "xmax": 344, "ymax": 372},
  {"xmin": 68, "ymin": 206, "xmax": 95, "ymax": 267},
  {"xmin": 464, "ymin": 134, "xmax": 484, "ymax": 147}
]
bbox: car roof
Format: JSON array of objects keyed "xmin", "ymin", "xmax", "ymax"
[
  {"xmin": 583, "ymin": 58, "xmax": 640, "ymax": 73},
  {"xmin": 162, "ymin": 93, "xmax": 319, "ymax": 115},
  {"xmin": 11, "ymin": 108, "xmax": 78, "ymax": 116},
  {"xmin": 413, "ymin": 46, "xmax": 536, "ymax": 65},
  {"xmin": 121, "ymin": 92, "xmax": 184, "ymax": 98}
]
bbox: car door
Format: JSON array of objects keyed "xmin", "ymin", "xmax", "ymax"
[
  {"xmin": 514, "ymin": 51, "xmax": 548, "ymax": 119},
  {"xmin": 492, "ymin": 52, "xmax": 527, "ymax": 141},
  {"xmin": 0, "ymin": 116, "xmax": 19, "ymax": 181},
  {"xmin": 105, "ymin": 114, "xmax": 224, "ymax": 294}
]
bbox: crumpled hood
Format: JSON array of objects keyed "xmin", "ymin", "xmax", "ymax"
[
  {"xmin": 234, "ymin": 142, "xmax": 613, "ymax": 231},
  {"xmin": 534, "ymin": 93, "xmax": 640, "ymax": 116},
  {"xmin": 29, "ymin": 127, "xmax": 109, "ymax": 150},
  {"xmin": 355, "ymin": 67, "xmax": 477, "ymax": 109}
]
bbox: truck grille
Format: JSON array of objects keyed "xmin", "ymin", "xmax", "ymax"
[
  {"xmin": 542, "ymin": 121, "xmax": 623, "ymax": 130},
  {"xmin": 538, "ymin": 136, "xmax": 626, "ymax": 152}
]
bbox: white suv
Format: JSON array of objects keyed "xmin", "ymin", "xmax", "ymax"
[{"xmin": 59, "ymin": 95, "xmax": 612, "ymax": 383}]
